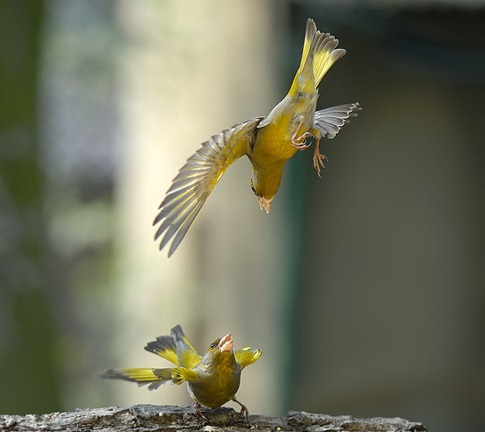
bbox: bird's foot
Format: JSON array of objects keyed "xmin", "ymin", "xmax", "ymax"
[
  {"xmin": 232, "ymin": 397, "xmax": 250, "ymax": 423},
  {"xmin": 291, "ymin": 115, "xmax": 313, "ymax": 150},
  {"xmin": 292, "ymin": 138, "xmax": 312, "ymax": 150},
  {"xmin": 291, "ymin": 131, "xmax": 313, "ymax": 150},
  {"xmin": 239, "ymin": 404, "xmax": 249, "ymax": 423},
  {"xmin": 194, "ymin": 403, "xmax": 209, "ymax": 422},
  {"xmin": 313, "ymin": 152, "xmax": 327, "ymax": 178}
]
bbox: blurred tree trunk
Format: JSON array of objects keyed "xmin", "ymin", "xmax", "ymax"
[{"xmin": 0, "ymin": 0, "xmax": 61, "ymax": 413}]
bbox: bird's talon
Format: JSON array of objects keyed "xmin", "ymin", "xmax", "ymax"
[
  {"xmin": 292, "ymin": 140, "xmax": 310, "ymax": 150},
  {"xmin": 240, "ymin": 406, "xmax": 250, "ymax": 423},
  {"xmin": 194, "ymin": 403, "xmax": 209, "ymax": 422},
  {"xmin": 291, "ymin": 130, "xmax": 313, "ymax": 149},
  {"xmin": 313, "ymin": 153, "xmax": 327, "ymax": 177}
]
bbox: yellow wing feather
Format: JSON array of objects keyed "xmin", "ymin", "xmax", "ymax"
[
  {"xmin": 144, "ymin": 324, "xmax": 202, "ymax": 368},
  {"xmin": 234, "ymin": 347, "xmax": 262, "ymax": 369},
  {"xmin": 144, "ymin": 335, "xmax": 178, "ymax": 365},
  {"xmin": 171, "ymin": 324, "xmax": 202, "ymax": 368},
  {"xmin": 154, "ymin": 117, "xmax": 263, "ymax": 257}
]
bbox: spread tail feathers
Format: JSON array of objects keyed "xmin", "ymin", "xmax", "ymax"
[
  {"xmin": 100, "ymin": 367, "xmax": 177, "ymax": 390},
  {"xmin": 298, "ymin": 18, "xmax": 346, "ymax": 88},
  {"xmin": 100, "ymin": 366, "xmax": 199, "ymax": 389}
]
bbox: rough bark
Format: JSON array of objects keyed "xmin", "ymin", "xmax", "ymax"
[{"xmin": 0, "ymin": 405, "xmax": 427, "ymax": 431}]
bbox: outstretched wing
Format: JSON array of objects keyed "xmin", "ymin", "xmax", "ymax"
[
  {"xmin": 154, "ymin": 117, "xmax": 263, "ymax": 257},
  {"xmin": 171, "ymin": 324, "xmax": 202, "ymax": 369},
  {"xmin": 144, "ymin": 324, "xmax": 200, "ymax": 367},
  {"xmin": 144, "ymin": 334, "xmax": 178, "ymax": 366},
  {"xmin": 313, "ymin": 102, "xmax": 361, "ymax": 139},
  {"xmin": 234, "ymin": 347, "xmax": 262, "ymax": 369}
]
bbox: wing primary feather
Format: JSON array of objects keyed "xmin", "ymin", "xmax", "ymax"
[
  {"xmin": 144, "ymin": 334, "xmax": 178, "ymax": 365},
  {"xmin": 153, "ymin": 117, "xmax": 262, "ymax": 256},
  {"xmin": 157, "ymin": 188, "xmax": 202, "ymax": 225},
  {"xmin": 160, "ymin": 188, "xmax": 203, "ymax": 231},
  {"xmin": 168, "ymin": 201, "xmax": 204, "ymax": 257},
  {"xmin": 158, "ymin": 198, "xmax": 203, "ymax": 254}
]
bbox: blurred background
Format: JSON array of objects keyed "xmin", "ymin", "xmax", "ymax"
[{"xmin": 1, "ymin": 1, "xmax": 484, "ymax": 431}]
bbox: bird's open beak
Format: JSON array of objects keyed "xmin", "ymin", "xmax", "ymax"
[
  {"xmin": 218, "ymin": 332, "xmax": 233, "ymax": 353},
  {"xmin": 258, "ymin": 197, "xmax": 273, "ymax": 214}
]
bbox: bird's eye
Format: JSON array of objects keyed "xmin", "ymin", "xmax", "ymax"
[
  {"xmin": 296, "ymin": 91, "xmax": 304, "ymax": 99},
  {"xmin": 209, "ymin": 338, "xmax": 220, "ymax": 349}
]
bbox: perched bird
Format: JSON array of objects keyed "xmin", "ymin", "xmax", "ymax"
[
  {"xmin": 154, "ymin": 18, "xmax": 360, "ymax": 256},
  {"xmin": 100, "ymin": 324, "xmax": 262, "ymax": 421}
]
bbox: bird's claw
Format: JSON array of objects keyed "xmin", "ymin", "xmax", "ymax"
[
  {"xmin": 313, "ymin": 153, "xmax": 327, "ymax": 178},
  {"xmin": 240, "ymin": 405, "xmax": 250, "ymax": 423},
  {"xmin": 232, "ymin": 397, "xmax": 250, "ymax": 423},
  {"xmin": 194, "ymin": 403, "xmax": 209, "ymax": 422},
  {"xmin": 292, "ymin": 140, "xmax": 311, "ymax": 150},
  {"xmin": 291, "ymin": 131, "xmax": 313, "ymax": 150},
  {"xmin": 291, "ymin": 116, "xmax": 314, "ymax": 150}
]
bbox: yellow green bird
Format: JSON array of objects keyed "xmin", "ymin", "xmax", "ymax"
[
  {"xmin": 100, "ymin": 324, "xmax": 262, "ymax": 421},
  {"xmin": 154, "ymin": 18, "xmax": 360, "ymax": 256}
]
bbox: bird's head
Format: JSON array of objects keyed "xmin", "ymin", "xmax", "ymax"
[
  {"xmin": 202, "ymin": 332, "xmax": 234, "ymax": 367},
  {"xmin": 250, "ymin": 178, "xmax": 274, "ymax": 214}
]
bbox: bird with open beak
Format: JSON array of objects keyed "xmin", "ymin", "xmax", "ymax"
[{"xmin": 100, "ymin": 324, "xmax": 262, "ymax": 421}]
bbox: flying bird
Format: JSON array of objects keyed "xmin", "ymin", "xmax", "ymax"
[
  {"xmin": 154, "ymin": 18, "xmax": 360, "ymax": 256},
  {"xmin": 100, "ymin": 324, "xmax": 262, "ymax": 421}
]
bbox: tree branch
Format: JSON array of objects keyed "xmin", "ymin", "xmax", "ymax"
[{"xmin": 0, "ymin": 405, "xmax": 427, "ymax": 431}]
